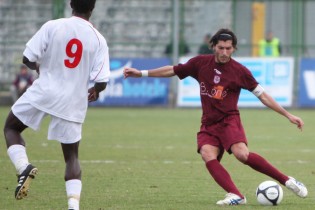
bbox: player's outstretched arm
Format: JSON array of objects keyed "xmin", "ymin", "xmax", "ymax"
[
  {"xmin": 258, "ymin": 92, "xmax": 304, "ymax": 130},
  {"xmin": 124, "ymin": 65, "xmax": 175, "ymax": 79}
]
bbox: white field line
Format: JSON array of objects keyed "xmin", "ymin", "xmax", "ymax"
[
  {"xmin": 0, "ymin": 159, "xmax": 311, "ymax": 164},
  {"xmin": 27, "ymin": 159, "xmax": 201, "ymax": 164}
]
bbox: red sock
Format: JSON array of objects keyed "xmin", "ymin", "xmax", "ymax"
[
  {"xmin": 206, "ymin": 160, "xmax": 243, "ymax": 198},
  {"xmin": 245, "ymin": 152, "xmax": 288, "ymax": 185}
]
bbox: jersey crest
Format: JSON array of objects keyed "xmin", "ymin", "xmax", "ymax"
[{"xmin": 214, "ymin": 75, "xmax": 220, "ymax": 84}]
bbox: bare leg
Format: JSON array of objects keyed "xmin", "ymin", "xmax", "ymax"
[
  {"xmin": 3, "ymin": 111, "xmax": 28, "ymax": 148},
  {"xmin": 61, "ymin": 142, "xmax": 81, "ymax": 180},
  {"xmin": 61, "ymin": 142, "xmax": 82, "ymax": 210},
  {"xmin": 4, "ymin": 111, "xmax": 37, "ymax": 200},
  {"xmin": 4, "ymin": 111, "xmax": 29, "ymax": 173}
]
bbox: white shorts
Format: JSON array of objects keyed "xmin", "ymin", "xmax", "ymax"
[{"xmin": 12, "ymin": 97, "xmax": 82, "ymax": 144}]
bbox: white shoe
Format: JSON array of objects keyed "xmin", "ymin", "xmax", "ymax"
[
  {"xmin": 285, "ymin": 176, "xmax": 308, "ymax": 198},
  {"xmin": 216, "ymin": 193, "xmax": 247, "ymax": 205}
]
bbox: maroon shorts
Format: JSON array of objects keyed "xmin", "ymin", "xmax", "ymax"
[{"xmin": 197, "ymin": 115, "xmax": 247, "ymax": 159}]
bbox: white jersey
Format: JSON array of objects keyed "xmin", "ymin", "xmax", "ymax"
[{"xmin": 22, "ymin": 16, "xmax": 110, "ymax": 123}]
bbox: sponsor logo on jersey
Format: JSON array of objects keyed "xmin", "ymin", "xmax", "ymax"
[
  {"xmin": 214, "ymin": 68, "xmax": 222, "ymax": 74},
  {"xmin": 200, "ymin": 82, "xmax": 227, "ymax": 100}
]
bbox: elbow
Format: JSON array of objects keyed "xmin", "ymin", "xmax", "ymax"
[
  {"xmin": 258, "ymin": 95, "xmax": 267, "ymax": 105},
  {"xmin": 22, "ymin": 56, "xmax": 29, "ymax": 65},
  {"xmin": 22, "ymin": 56, "xmax": 36, "ymax": 70},
  {"xmin": 258, "ymin": 93, "xmax": 271, "ymax": 107}
]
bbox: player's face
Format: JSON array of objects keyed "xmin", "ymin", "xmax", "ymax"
[{"xmin": 213, "ymin": 40, "xmax": 234, "ymax": 64}]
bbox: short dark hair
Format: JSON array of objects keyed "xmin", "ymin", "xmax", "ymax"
[
  {"xmin": 70, "ymin": 0, "xmax": 96, "ymax": 14},
  {"xmin": 210, "ymin": 28, "xmax": 238, "ymax": 49}
]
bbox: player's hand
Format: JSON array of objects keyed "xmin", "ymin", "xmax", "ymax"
[
  {"xmin": 88, "ymin": 87, "xmax": 99, "ymax": 102},
  {"xmin": 288, "ymin": 114, "xmax": 304, "ymax": 131},
  {"xmin": 123, "ymin": 67, "xmax": 141, "ymax": 78}
]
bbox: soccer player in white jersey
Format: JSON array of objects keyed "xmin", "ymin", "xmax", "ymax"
[{"xmin": 3, "ymin": 0, "xmax": 110, "ymax": 209}]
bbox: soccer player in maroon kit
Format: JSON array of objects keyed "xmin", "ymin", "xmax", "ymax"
[{"xmin": 123, "ymin": 28, "xmax": 308, "ymax": 205}]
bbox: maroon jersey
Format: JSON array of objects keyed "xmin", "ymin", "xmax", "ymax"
[{"xmin": 174, "ymin": 55, "xmax": 259, "ymax": 125}]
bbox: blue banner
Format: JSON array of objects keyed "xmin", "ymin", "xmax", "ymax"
[
  {"xmin": 298, "ymin": 58, "xmax": 315, "ymax": 107},
  {"xmin": 236, "ymin": 57, "xmax": 294, "ymax": 107},
  {"xmin": 90, "ymin": 58, "xmax": 171, "ymax": 106}
]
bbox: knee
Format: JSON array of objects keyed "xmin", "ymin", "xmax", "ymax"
[
  {"xmin": 233, "ymin": 150, "xmax": 249, "ymax": 163},
  {"xmin": 3, "ymin": 122, "xmax": 13, "ymax": 135},
  {"xmin": 3, "ymin": 120, "xmax": 24, "ymax": 137},
  {"xmin": 3, "ymin": 124, "xmax": 17, "ymax": 135},
  {"xmin": 200, "ymin": 146, "xmax": 220, "ymax": 162},
  {"xmin": 3, "ymin": 125, "xmax": 24, "ymax": 148},
  {"xmin": 200, "ymin": 150, "xmax": 214, "ymax": 162},
  {"xmin": 231, "ymin": 143, "xmax": 249, "ymax": 163},
  {"xmin": 3, "ymin": 126, "xmax": 9, "ymax": 136}
]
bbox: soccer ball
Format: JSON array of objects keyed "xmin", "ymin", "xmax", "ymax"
[{"xmin": 256, "ymin": 180, "xmax": 283, "ymax": 205}]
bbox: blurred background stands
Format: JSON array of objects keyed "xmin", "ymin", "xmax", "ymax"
[{"xmin": 1, "ymin": 0, "xmax": 315, "ymax": 105}]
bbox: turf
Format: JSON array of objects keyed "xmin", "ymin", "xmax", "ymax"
[{"xmin": 0, "ymin": 106, "xmax": 314, "ymax": 210}]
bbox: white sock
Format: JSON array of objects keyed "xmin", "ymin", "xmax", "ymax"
[
  {"xmin": 66, "ymin": 179, "xmax": 82, "ymax": 210},
  {"xmin": 7, "ymin": 144, "xmax": 30, "ymax": 175}
]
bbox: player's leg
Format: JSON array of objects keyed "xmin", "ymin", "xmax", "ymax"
[
  {"xmin": 232, "ymin": 142, "xmax": 288, "ymax": 183},
  {"xmin": 61, "ymin": 142, "xmax": 82, "ymax": 210},
  {"xmin": 4, "ymin": 110, "xmax": 28, "ymax": 147},
  {"xmin": 4, "ymin": 110, "xmax": 38, "ymax": 200},
  {"xmin": 200, "ymin": 144, "xmax": 246, "ymax": 205},
  {"xmin": 223, "ymin": 115, "xmax": 290, "ymax": 190},
  {"xmin": 198, "ymin": 125, "xmax": 246, "ymax": 205},
  {"xmin": 49, "ymin": 116, "xmax": 83, "ymax": 210},
  {"xmin": 231, "ymin": 142, "xmax": 308, "ymax": 198}
]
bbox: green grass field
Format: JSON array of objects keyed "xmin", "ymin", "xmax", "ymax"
[{"xmin": 0, "ymin": 106, "xmax": 314, "ymax": 210}]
